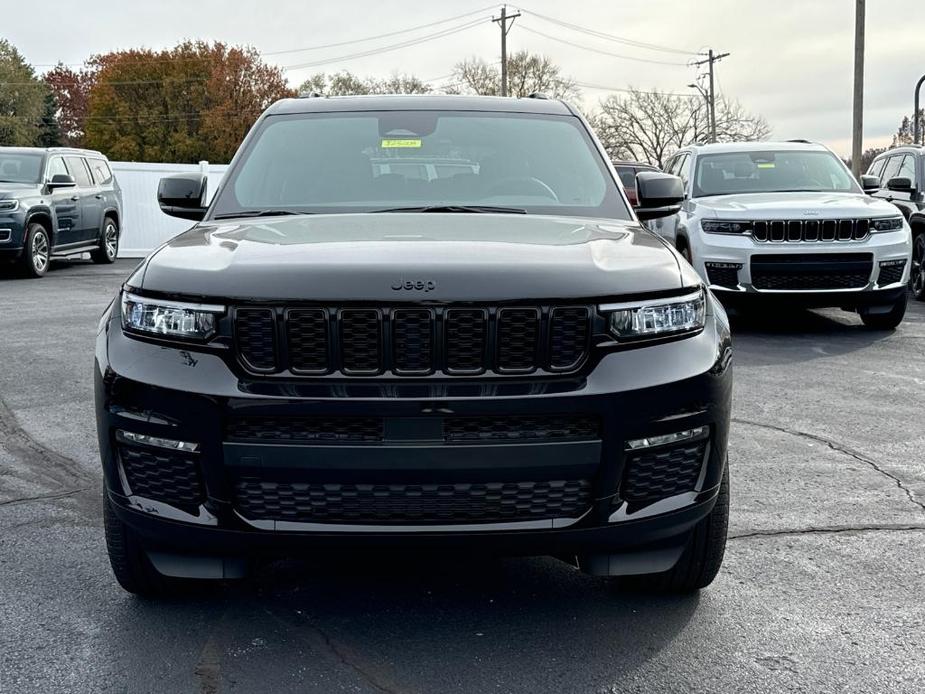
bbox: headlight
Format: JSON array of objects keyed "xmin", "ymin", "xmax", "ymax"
[
  {"xmin": 701, "ymin": 220, "xmax": 751, "ymax": 234},
  {"xmin": 120, "ymin": 292, "xmax": 224, "ymax": 340},
  {"xmin": 0, "ymin": 199, "xmax": 19, "ymax": 212},
  {"xmin": 870, "ymin": 217, "xmax": 904, "ymax": 232},
  {"xmin": 601, "ymin": 289, "xmax": 705, "ymax": 340}
]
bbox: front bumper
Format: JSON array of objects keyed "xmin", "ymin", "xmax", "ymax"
[
  {"xmin": 689, "ymin": 227, "xmax": 911, "ymax": 305},
  {"xmin": 95, "ymin": 298, "xmax": 732, "ymax": 569}
]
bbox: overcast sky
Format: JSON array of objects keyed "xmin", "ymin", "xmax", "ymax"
[{"xmin": 5, "ymin": 0, "xmax": 923, "ymax": 157}]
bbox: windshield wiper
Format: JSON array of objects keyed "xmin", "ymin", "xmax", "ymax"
[
  {"xmin": 213, "ymin": 209, "xmax": 306, "ymax": 220},
  {"xmin": 371, "ymin": 204, "xmax": 527, "ymax": 214}
]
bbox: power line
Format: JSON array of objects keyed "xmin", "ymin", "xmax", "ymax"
[
  {"xmin": 279, "ymin": 18, "xmax": 488, "ymax": 71},
  {"xmin": 520, "ymin": 7, "xmax": 698, "ymax": 56},
  {"xmin": 573, "ymin": 81, "xmax": 694, "ymax": 97},
  {"xmin": 263, "ymin": 6, "xmax": 497, "ymax": 56},
  {"xmin": 516, "ymin": 24, "xmax": 690, "ymax": 66}
]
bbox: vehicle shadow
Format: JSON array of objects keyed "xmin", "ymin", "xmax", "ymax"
[
  {"xmin": 109, "ymin": 554, "xmax": 703, "ymax": 692},
  {"xmin": 726, "ymin": 304, "xmax": 898, "ymax": 367}
]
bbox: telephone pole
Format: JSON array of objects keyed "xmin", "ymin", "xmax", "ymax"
[
  {"xmin": 851, "ymin": 0, "xmax": 865, "ymax": 177},
  {"xmin": 692, "ymin": 49, "xmax": 730, "ymax": 143},
  {"xmin": 492, "ymin": 5, "xmax": 520, "ymax": 97}
]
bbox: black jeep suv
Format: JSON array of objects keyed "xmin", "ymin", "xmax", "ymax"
[
  {"xmin": 0, "ymin": 147, "xmax": 122, "ymax": 277},
  {"xmin": 95, "ymin": 95, "xmax": 732, "ymax": 596}
]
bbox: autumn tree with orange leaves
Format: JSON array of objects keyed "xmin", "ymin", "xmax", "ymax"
[{"xmin": 81, "ymin": 41, "xmax": 293, "ymax": 163}]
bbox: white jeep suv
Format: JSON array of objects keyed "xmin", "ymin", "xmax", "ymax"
[{"xmin": 648, "ymin": 141, "xmax": 912, "ymax": 329}]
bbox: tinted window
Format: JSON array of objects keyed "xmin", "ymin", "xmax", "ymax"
[
  {"xmin": 0, "ymin": 151, "xmax": 43, "ymax": 183},
  {"xmin": 867, "ymin": 157, "xmax": 886, "ymax": 178},
  {"xmin": 615, "ymin": 165, "xmax": 636, "ymax": 188},
  {"xmin": 88, "ymin": 158, "xmax": 113, "ymax": 184},
  {"xmin": 46, "ymin": 156, "xmax": 68, "ymax": 180},
  {"xmin": 880, "ymin": 155, "xmax": 903, "ymax": 185},
  {"xmin": 898, "ymin": 155, "xmax": 916, "ymax": 184},
  {"xmin": 212, "ymin": 110, "xmax": 630, "ymax": 220},
  {"xmin": 65, "ymin": 157, "xmax": 92, "ymax": 187},
  {"xmin": 693, "ymin": 150, "xmax": 860, "ymax": 197}
]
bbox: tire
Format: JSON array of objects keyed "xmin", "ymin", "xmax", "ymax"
[
  {"xmin": 677, "ymin": 241, "xmax": 693, "ymax": 265},
  {"xmin": 104, "ymin": 492, "xmax": 172, "ymax": 597},
  {"xmin": 91, "ymin": 217, "xmax": 119, "ymax": 264},
  {"xmin": 911, "ymin": 231, "xmax": 925, "ymax": 302},
  {"xmin": 617, "ymin": 464, "xmax": 730, "ymax": 594},
  {"xmin": 859, "ymin": 293, "xmax": 907, "ymax": 330},
  {"xmin": 19, "ymin": 222, "xmax": 51, "ymax": 278}
]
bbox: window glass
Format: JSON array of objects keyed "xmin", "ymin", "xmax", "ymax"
[
  {"xmin": 676, "ymin": 154, "xmax": 691, "ymax": 186},
  {"xmin": 615, "ymin": 165, "xmax": 636, "ymax": 187},
  {"xmin": 88, "ymin": 158, "xmax": 113, "ymax": 184},
  {"xmin": 0, "ymin": 151, "xmax": 43, "ymax": 183},
  {"xmin": 898, "ymin": 154, "xmax": 916, "ymax": 184},
  {"xmin": 212, "ymin": 110, "xmax": 631, "ymax": 220},
  {"xmin": 880, "ymin": 155, "xmax": 903, "ymax": 185},
  {"xmin": 46, "ymin": 156, "xmax": 69, "ymax": 180},
  {"xmin": 64, "ymin": 156, "xmax": 92, "ymax": 187},
  {"xmin": 693, "ymin": 149, "xmax": 860, "ymax": 197},
  {"xmin": 664, "ymin": 157, "xmax": 678, "ymax": 176},
  {"xmin": 867, "ymin": 157, "xmax": 886, "ymax": 178}
]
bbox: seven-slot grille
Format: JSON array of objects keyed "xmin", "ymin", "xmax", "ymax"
[
  {"xmin": 751, "ymin": 219, "xmax": 870, "ymax": 243},
  {"xmin": 750, "ymin": 253, "xmax": 874, "ymax": 290},
  {"xmin": 233, "ymin": 305, "xmax": 592, "ymax": 377}
]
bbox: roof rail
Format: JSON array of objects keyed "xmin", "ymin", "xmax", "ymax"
[
  {"xmin": 786, "ymin": 139, "xmax": 813, "ymax": 144},
  {"xmin": 525, "ymin": 92, "xmax": 549, "ymax": 100},
  {"xmin": 298, "ymin": 91, "xmax": 324, "ymax": 99}
]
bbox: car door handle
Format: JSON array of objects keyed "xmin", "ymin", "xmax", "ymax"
[
  {"xmin": 70, "ymin": 195, "xmax": 79, "ymax": 201},
  {"xmin": 95, "ymin": 194, "xmax": 103, "ymax": 199}
]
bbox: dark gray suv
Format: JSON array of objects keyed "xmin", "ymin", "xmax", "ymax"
[{"xmin": 0, "ymin": 147, "xmax": 123, "ymax": 277}]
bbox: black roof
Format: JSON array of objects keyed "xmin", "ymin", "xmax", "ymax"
[{"xmin": 266, "ymin": 94, "xmax": 575, "ymax": 117}]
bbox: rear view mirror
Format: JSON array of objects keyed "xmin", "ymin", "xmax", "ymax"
[
  {"xmin": 634, "ymin": 172, "xmax": 684, "ymax": 221},
  {"xmin": 47, "ymin": 174, "xmax": 76, "ymax": 189},
  {"xmin": 158, "ymin": 173, "xmax": 208, "ymax": 221},
  {"xmin": 886, "ymin": 176, "xmax": 913, "ymax": 193},
  {"xmin": 860, "ymin": 175, "xmax": 880, "ymax": 193}
]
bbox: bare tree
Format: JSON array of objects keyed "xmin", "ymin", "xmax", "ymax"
[
  {"xmin": 590, "ymin": 88, "xmax": 770, "ymax": 168},
  {"xmin": 448, "ymin": 51, "xmax": 579, "ymax": 100},
  {"xmin": 299, "ymin": 71, "xmax": 430, "ymax": 97}
]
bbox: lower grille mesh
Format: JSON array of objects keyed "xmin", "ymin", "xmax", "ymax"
[
  {"xmin": 234, "ymin": 478, "xmax": 592, "ymax": 524},
  {"xmin": 227, "ymin": 416, "xmax": 384, "ymax": 443},
  {"xmin": 622, "ymin": 442, "xmax": 706, "ymax": 502},
  {"xmin": 444, "ymin": 415, "xmax": 599, "ymax": 443},
  {"xmin": 119, "ymin": 446, "xmax": 204, "ymax": 509}
]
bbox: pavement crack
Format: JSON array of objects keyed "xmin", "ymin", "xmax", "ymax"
[
  {"xmin": 732, "ymin": 417, "xmax": 925, "ymax": 514},
  {"xmin": 0, "ymin": 486, "xmax": 90, "ymax": 507},
  {"xmin": 730, "ymin": 523, "xmax": 925, "ymax": 540}
]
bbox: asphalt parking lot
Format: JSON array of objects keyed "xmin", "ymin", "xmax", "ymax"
[{"xmin": 1, "ymin": 258, "xmax": 924, "ymax": 693}]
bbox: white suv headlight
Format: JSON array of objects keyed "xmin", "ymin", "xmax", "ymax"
[
  {"xmin": 121, "ymin": 292, "xmax": 224, "ymax": 340},
  {"xmin": 601, "ymin": 289, "xmax": 705, "ymax": 340},
  {"xmin": 869, "ymin": 217, "xmax": 904, "ymax": 232}
]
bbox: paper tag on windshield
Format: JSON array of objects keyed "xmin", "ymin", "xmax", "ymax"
[
  {"xmin": 756, "ymin": 162, "xmax": 775, "ymax": 169},
  {"xmin": 381, "ymin": 138, "xmax": 422, "ymax": 149}
]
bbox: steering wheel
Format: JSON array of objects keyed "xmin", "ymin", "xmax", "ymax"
[{"xmin": 486, "ymin": 176, "xmax": 559, "ymax": 201}]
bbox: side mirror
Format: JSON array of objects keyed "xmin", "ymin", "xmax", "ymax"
[
  {"xmin": 634, "ymin": 172, "xmax": 684, "ymax": 221},
  {"xmin": 886, "ymin": 176, "xmax": 913, "ymax": 192},
  {"xmin": 157, "ymin": 173, "xmax": 208, "ymax": 221},
  {"xmin": 860, "ymin": 174, "xmax": 881, "ymax": 193},
  {"xmin": 47, "ymin": 174, "xmax": 76, "ymax": 189}
]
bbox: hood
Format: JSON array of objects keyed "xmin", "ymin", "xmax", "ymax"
[
  {"xmin": 0, "ymin": 182, "xmax": 39, "ymax": 197},
  {"xmin": 693, "ymin": 192, "xmax": 900, "ymax": 219},
  {"xmin": 138, "ymin": 213, "xmax": 683, "ymax": 302}
]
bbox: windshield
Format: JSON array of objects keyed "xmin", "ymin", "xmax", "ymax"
[
  {"xmin": 0, "ymin": 151, "xmax": 42, "ymax": 184},
  {"xmin": 210, "ymin": 110, "xmax": 630, "ymax": 220},
  {"xmin": 693, "ymin": 150, "xmax": 861, "ymax": 197}
]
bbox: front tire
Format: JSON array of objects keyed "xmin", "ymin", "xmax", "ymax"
[
  {"xmin": 20, "ymin": 222, "xmax": 51, "ymax": 278},
  {"xmin": 91, "ymin": 217, "xmax": 119, "ymax": 264},
  {"xmin": 617, "ymin": 464, "xmax": 729, "ymax": 594},
  {"xmin": 911, "ymin": 232, "xmax": 925, "ymax": 302},
  {"xmin": 104, "ymin": 492, "xmax": 171, "ymax": 597},
  {"xmin": 859, "ymin": 293, "xmax": 907, "ymax": 330}
]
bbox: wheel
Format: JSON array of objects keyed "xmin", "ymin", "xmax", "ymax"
[
  {"xmin": 859, "ymin": 293, "xmax": 907, "ymax": 330},
  {"xmin": 19, "ymin": 222, "xmax": 51, "ymax": 278},
  {"xmin": 677, "ymin": 241, "xmax": 693, "ymax": 265},
  {"xmin": 104, "ymin": 492, "xmax": 172, "ymax": 597},
  {"xmin": 617, "ymin": 464, "xmax": 729, "ymax": 594},
  {"xmin": 911, "ymin": 232, "xmax": 925, "ymax": 302},
  {"xmin": 91, "ymin": 217, "xmax": 119, "ymax": 264}
]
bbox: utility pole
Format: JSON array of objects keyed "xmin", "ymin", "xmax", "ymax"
[
  {"xmin": 492, "ymin": 5, "xmax": 520, "ymax": 97},
  {"xmin": 691, "ymin": 49, "xmax": 730, "ymax": 143},
  {"xmin": 914, "ymin": 73, "xmax": 925, "ymax": 145},
  {"xmin": 851, "ymin": 0, "xmax": 865, "ymax": 178}
]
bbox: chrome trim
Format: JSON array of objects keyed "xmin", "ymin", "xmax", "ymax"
[
  {"xmin": 122, "ymin": 291, "xmax": 225, "ymax": 313},
  {"xmin": 599, "ymin": 289, "xmax": 703, "ymax": 312},
  {"xmin": 0, "ymin": 228, "xmax": 11, "ymax": 243}
]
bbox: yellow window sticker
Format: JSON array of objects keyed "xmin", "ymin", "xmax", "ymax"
[
  {"xmin": 756, "ymin": 162, "xmax": 775, "ymax": 169},
  {"xmin": 381, "ymin": 138, "xmax": 422, "ymax": 149}
]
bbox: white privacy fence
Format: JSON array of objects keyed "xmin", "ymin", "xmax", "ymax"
[{"xmin": 110, "ymin": 160, "xmax": 228, "ymax": 257}]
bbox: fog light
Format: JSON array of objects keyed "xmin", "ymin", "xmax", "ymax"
[
  {"xmin": 625, "ymin": 426, "xmax": 708, "ymax": 451},
  {"xmin": 879, "ymin": 259, "xmax": 906, "ymax": 267},
  {"xmin": 116, "ymin": 430, "xmax": 199, "ymax": 453}
]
